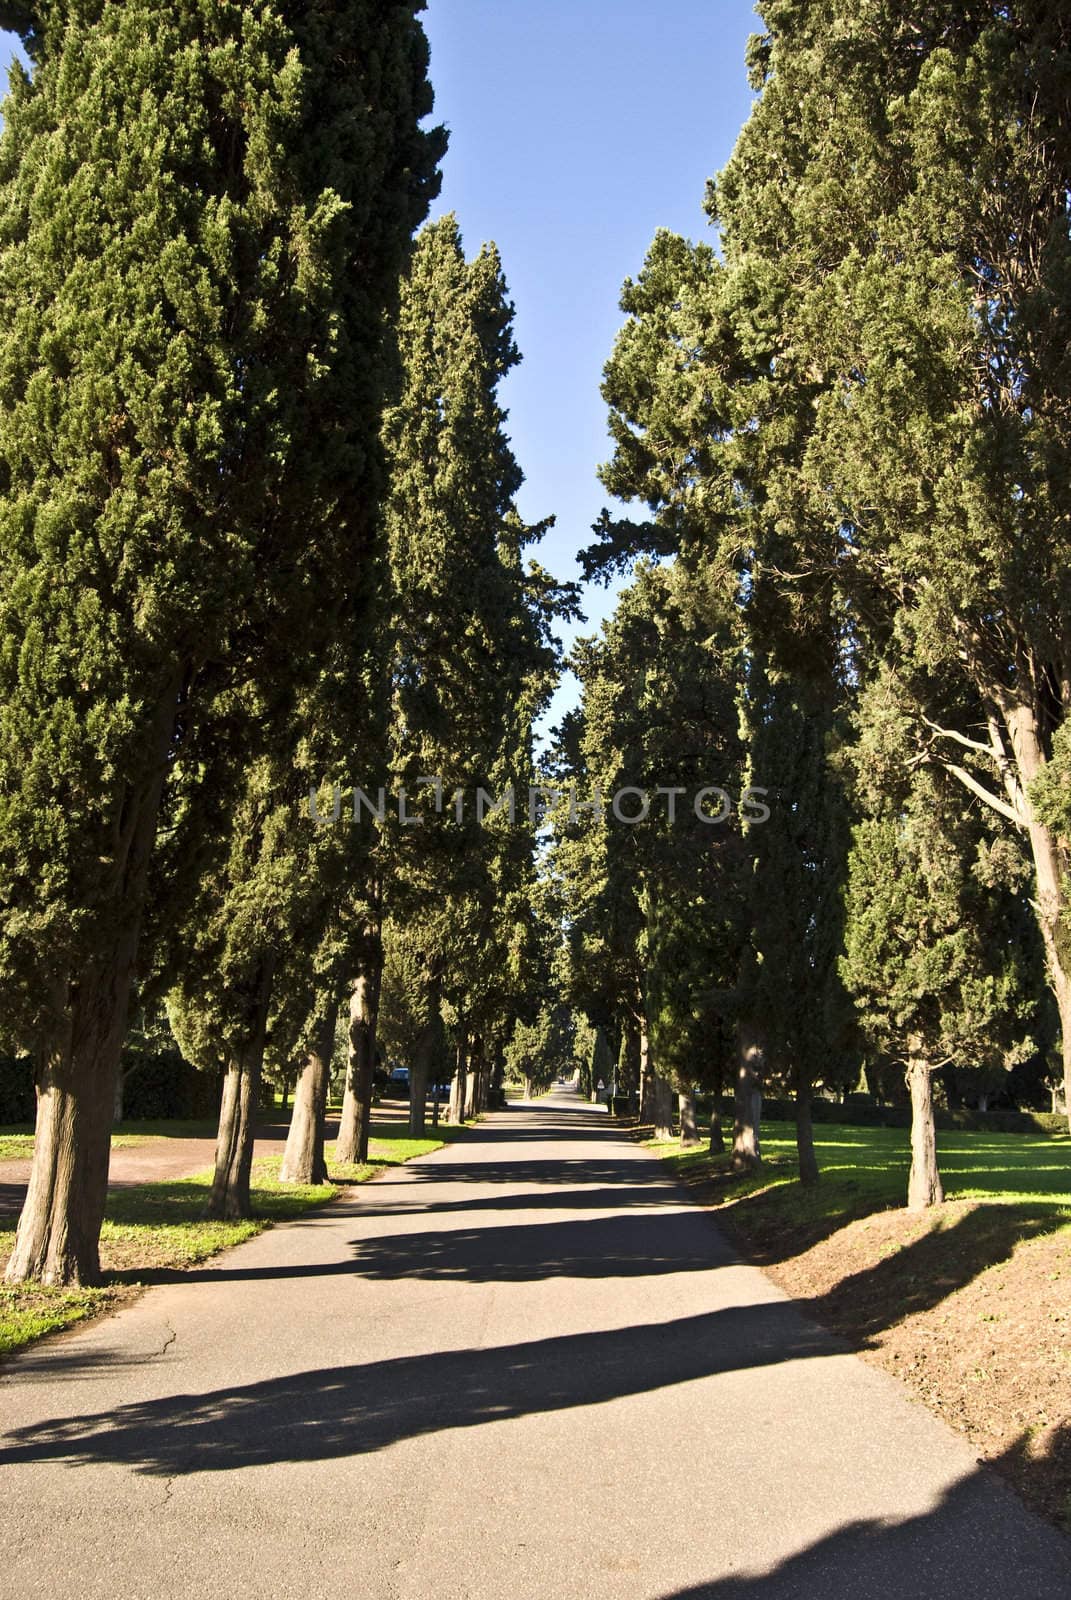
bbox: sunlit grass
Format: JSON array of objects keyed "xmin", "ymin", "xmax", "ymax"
[{"xmin": 653, "ymin": 1120, "xmax": 1071, "ymax": 1222}]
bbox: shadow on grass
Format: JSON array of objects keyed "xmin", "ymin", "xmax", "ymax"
[
  {"xmin": 801, "ymin": 1202, "xmax": 1061, "ymax": 1343},
  {"xmin": 659, "ymin": 1141, "xmax": 1069, "ymax": 1348}
]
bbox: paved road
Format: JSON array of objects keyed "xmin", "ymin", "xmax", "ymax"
[{"xmin": 1, "ymin": 1088, "xmax": 1067, "ymax": 1599}]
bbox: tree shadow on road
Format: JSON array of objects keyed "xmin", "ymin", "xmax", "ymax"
[
  {"xmin": 354, "ymin": 1177, "xmax": 687, "ymax": 1220},
  {"xmin": 651, "ymin": 1428, "xmax": 1071, "ymax": 1598},
  {"xmin": 0, "ymin": 1304, "xmax": 838, "ymax": 1476},
  {"xmin": 343, "ymin": 1207, "xmax": 738, "ymax": 1283}
]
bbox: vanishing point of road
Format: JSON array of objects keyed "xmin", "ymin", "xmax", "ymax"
[{"xmin": 2, "ymin": 1086, "xmax": 1068, "ymax": 1599}]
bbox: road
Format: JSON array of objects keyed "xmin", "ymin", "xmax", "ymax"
[{"xmin": 1, "ymin": 1087, "xmax": 1067, "ymax": 1598}]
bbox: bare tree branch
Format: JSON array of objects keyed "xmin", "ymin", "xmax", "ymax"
[
  {"xmin": 940, "ymin": 759, "xmax": 1025, "ymax": 829},
  {"xmin": 920, "ymin": 715, "xmax": 994, "ymax": 758}
]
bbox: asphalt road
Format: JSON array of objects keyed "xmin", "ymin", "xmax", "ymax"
[{"xmin": 1, "ymin": 1087, "xmax": 1067, "ymax": 1599}]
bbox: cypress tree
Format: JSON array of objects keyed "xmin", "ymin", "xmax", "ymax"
[
  {"xmin": 841, "ymin": 675, "xmax": 1037, "ymax": 1208},
  {"xmin": 714, "ymin": 0, "xmax": 1071, "ymax": 1127},
  {"xmin": 350, "ymin": 215, "xmax": 565, "ymax": 1138},
  {"xmin": 0, "ymin": 1, "xmax": 441, "ymax": 1282},
  {"xmin": 557, "ymin": 561, "xmax": 747, "ymax": 1143}
]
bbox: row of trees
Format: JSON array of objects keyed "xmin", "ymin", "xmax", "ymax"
[
  {"xmin": 4, "ymin": 0, "xmax": 1068, "ymax": 1290},
  {"xmin": 552, "ymin": 0, "xmax": 1070, "ymax": 1208},
  {"xmin": 0, "ymin": 4, "xmax": 570, "ymax": 1286}
]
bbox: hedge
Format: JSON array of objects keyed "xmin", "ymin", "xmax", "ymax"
[{"xmin": 1, "ymin": 1051, "xmax": 220, "ymax": 1126}]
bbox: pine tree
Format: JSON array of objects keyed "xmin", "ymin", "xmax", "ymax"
[{"xmin": 0, "ymin": 1, "xmax": 441, "ymax": 1281}]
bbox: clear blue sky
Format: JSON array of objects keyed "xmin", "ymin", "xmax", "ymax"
[
  {"xmin": 1, "ymin": 2, "xmax": 761, "ymax": 730},
  {"xmin": 420, "ymin": 0, "xmax": 759, "ymax": 731}
]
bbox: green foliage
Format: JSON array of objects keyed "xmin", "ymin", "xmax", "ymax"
[
  {"xmin": 841, "ymin": 750, "xmax": 1037, "ymax": 1080},
  {"xmin": 746, "ymin": 667, "xmax": 857, "ymax": 1101},
  {"xmin": 576, "ymin": 1, "xmax": 1071, "ymax": 1123},
  {"xmin": 0, "ymin": 1, "xmax": 442, "ymax": 1055},
  {"xmin": 503, "ymin": 1005, "xmax": 577, "ymax": 1092},
  {"xmin": 376, "ymin": 215, "xmax": 572, "ymax": 1064},
  {"xmin": 554, "ymin": 559, "xmax": 746, "ymax": 1089}
]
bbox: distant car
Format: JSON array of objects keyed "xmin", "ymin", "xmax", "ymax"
[{"xmin": 382, "ymin": 1068, "xmax": 453, "ymax": 1103}]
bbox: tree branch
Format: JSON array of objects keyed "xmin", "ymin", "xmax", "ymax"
[
  {"xmin": 920, "ymin": 715, "xmax": 995, "ymax": 758},
  {"xmin": 939, "ymin": 760, "xmax": 1025, "ymax": 829}
]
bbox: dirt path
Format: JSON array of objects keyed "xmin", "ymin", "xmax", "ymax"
[{"xmin": 0, "ymin": 1087, "xmax": 1067, "ymax": 1598}]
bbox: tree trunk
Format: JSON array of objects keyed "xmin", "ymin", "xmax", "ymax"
[
  {"xmin": 637, "ymin": 1023, "xmax": 654, "ymax": 1122},
  {"xmin": 408, "ymin": 975, "xmax": 441, "ymax": 1137},
  {"xmin": 997, "ymin": 704, "xmax": 1071, "ymax": 1133},
  {"xmin": 463, "ymin": 1036, "xmax": 483, "ymax": 1120},
  {"xmin": 906, "ymin": 1054, "xmax": 943, "ymax": 1211},
  {"xmin": 449, "ymin": 1036, "xmax": 468, "ymax": 1124},
  {"xmin": 4, "ymin": 1004, "xmax": 116, "ymax": 1286},
  {"xmin": 709, "ymin": 1107, "xmax": 725, "ymax": 1153},
  {"xmin": 732, "ymin": 1018, "xmax": 763, "ymax": 1171},
  {"xmin": 1027, "ymin": 836, "xmax": 1071, "ymax": 1135},
  {"xmin": 336, "ymin": 944, "xmax": 382, "ymax": 1166},
  {"xmin": 795, "ymin": 1089, "xmax": 819, "ymax": 1185},
  {"xmin": 207, "ymin": 962, "xmax": 274, "ymax": 1221},
  {"xmin": 279, "ymin": 1005, "xmax": 335, "ymax": 1185},
  {"xmin": 650, "ymin": 1073, "xmax": 674, "ymax": 1142},
  {"xmin": 5, "ymin": 687, "xmax": 176, "ymax": 1288},
  {"xmin": 618, "ymin": 1021, "xmax": 640, "ymax": 1099},
  {"xmin": 678, "ymin": 1089, "xmax": 700, "ymax": 1147}
]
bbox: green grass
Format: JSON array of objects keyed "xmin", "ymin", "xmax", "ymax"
[
  {"xmin": 657, "ymin": 1120, "xmax": 1070, "ymax": 1200},
  {"xmin": 0, "ymin": 1125, "xmax": 461, "ymax": 1358},
  {"xmin": 652, "ymin": 1121, "xmax": 1071, "ymax": 1248},
  {"xmin": 326, "ymin": 1122, "xmax": 462, "ymax": 1181}
]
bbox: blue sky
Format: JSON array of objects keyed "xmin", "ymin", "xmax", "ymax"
[
  {"xmin": 420, "ymin": 0, "xmax": 759, "ymax": 731},
  {"xmin": 0, "ymin": 2, "xmax": 760, "ymax": 730}
]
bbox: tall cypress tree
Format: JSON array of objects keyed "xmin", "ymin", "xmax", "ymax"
[
  {"xmin": 341, "ymin": 215, "xmax": 565, "ymax": 1139},
  {"xmin": 557, "ymin": 560, "xmax": 747, "ymax": 1142},
  {"xmin": 713, "ymin": 0, "xmax": 1071, "ymax": 1127},
  {"xmin": 0, "ymin": 2, "xmax": 441, "ymax": 1283}
]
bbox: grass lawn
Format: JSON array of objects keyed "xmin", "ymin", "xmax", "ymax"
[
  {"xmin": 654, "ymin": 1121, "xmax": 1071, "ymax": 1227},
  {"xmin": 652, "ymin": 1120, "xmax": 1071, "ymax": 1530},
  {"xmin": 0, "ymin": 1122, "xmax": 459, "ymax": 1358}
]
